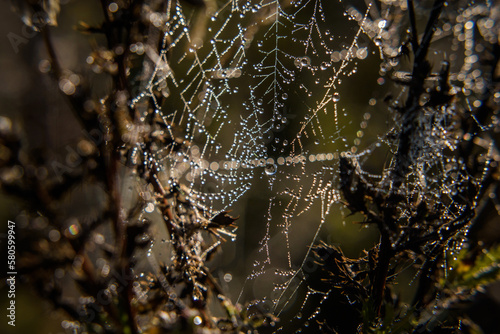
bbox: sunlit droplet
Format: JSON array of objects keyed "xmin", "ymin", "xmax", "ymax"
[
  {"xmin": 68, "ymin": 224, "xmax": 79, "ymax": 236},
  {"xmin": 193, "ymin": 316, "xmax": 202, "ymax": 325},
  {"xmin": 145, "ymin": 202, "xmax": 155, "ymax": 213},
  {"xmin": 108, "ymin": 2, "xmax": 118, "ymax": 13},
  {"xmin": 265, "ymin": 164, "xmax": 277, "ymax": 176}
]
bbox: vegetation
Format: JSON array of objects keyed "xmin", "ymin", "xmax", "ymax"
[{"xmin": 1, "ymin": 0, "xmax": 499, "ymax": 333}]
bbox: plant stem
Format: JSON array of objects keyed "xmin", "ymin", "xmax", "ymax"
[{"xmin": 372, "ymin": 232, "xmax": 392, "ymax": 316}]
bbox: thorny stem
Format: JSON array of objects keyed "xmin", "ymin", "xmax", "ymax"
[
  {"xmin": 110, "ymin": 155, "xmax": 139, "ymax": 334},
  {"xmin": 371, "ymin": 0, "xmax": 445, "ymax": 317},
  {"xmin": 101, "ymin": 3, "xmax": 140, "ymax": 332},
  {"xmin": 41, "ymin": 3, "xmax": 141, "ymax": 332},
  {"xmin": 96, "ymin": 2, "xmax": 153, "ymax": 331},
  {"xmin": 372, "ymin": 232, "xmax": 392, "ymax": 316},
  {"xmin": 406, "ymin": 0, "xmax": 419, "ymax": 52},
  {"xmin": 99, "ymin": 0, "xmax": 136, "ymax": 99},
  {"xmin": 391, "ymin": 0, "xmax": 445, "ymax": 189},
  {"xmin": 41, "ymin": 28, "xmax": 62, "ymax": 78}
]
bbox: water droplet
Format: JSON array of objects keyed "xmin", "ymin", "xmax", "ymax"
[
  {"xmin": 356, "ymin": 47, "xmax": 368, "ymax": 59},
  {"xmin": 332, "ymin": 93, "xmax": 340, "ymax": 102},
  {"xmin": 265, "ymin": 164, "xmax": 277, "ymax": 176},
  {"xmin": 145, "ymin": 202, "xmax": 155, "ymax": 213},
  {"xmin": 378, "ymin": 19, "xmax": 387, "ymax": 29},
  {"xmin": 282, "ymin": 93, "xmax": 288, "ymax": 100},
  {"xmin": 320, "ymin": 61, "xmax": 330, "ymax": 70}
]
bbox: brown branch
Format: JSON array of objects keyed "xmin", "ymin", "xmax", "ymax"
[
  {"xmin": 406, "ymin": 0, "xmax": 419, "ymax": 52},
  {"xmin": 391, "ymin": 0, "xmax": 445, "ymax": 190},
  {"xmin": 371, "ymin": 232, "xmax": 392, "ymax": 316}
]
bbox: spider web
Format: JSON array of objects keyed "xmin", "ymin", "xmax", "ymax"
[
  {"xmin": 131, "ymin": 0, "xmax": 499, "ymax": 331},
  {"xmin": 130, "ymin": 0, "xmax": 374, "ymax": 327}
]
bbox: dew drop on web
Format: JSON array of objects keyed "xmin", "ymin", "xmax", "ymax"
[{"xmin": 265, "ymin": 163, "xmax": 277, "ymax": 176}]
